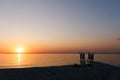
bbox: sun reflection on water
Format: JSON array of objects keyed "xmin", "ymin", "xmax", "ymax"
[{"xmin": 18, "ymin": 53, "xmax": 21, "ymax": 65}]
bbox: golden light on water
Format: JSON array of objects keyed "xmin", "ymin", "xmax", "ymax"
[{"xmin": 18, "ymin": 53, "xmax": 21, "ymax": 65}]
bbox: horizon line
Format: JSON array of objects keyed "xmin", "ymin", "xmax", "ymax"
[{"xmin": 0, "ymin": 52, "xmax": 120, "ymax": 54}]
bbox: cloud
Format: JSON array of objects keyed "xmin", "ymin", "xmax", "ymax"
[{"xmin": 117, "ymin": 38, "xmax": 120, "ymax": 40}]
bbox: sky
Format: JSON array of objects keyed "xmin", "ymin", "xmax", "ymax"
[{"xmin": 0, "ymin": 0, "xmax": 120, "ymax": 53}]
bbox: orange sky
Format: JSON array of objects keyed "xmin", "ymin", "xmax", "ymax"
[{"xmin": 0, "ymin": 0, "xmax": 120, "ymax": 54}]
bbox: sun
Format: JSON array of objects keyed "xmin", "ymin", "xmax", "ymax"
[
  {"xmin": 16, "ymin": 48, "xmax": 23, "ymax": 53},
  {"xmin": 16, "ymin": 48, "xmax": 23, "ymax": 65}
]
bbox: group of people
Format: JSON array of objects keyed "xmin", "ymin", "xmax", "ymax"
[{"xmin": 80, "ymin": 52, "xmax": 94, "ymax": 65}]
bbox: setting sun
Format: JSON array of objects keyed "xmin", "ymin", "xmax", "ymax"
[
  {"xmin": 16, "ymin": 48, "xmax": 23, "ymax": 65},
  {"xmin": 16, "ymin": 48, "xmax": 23, "ymax": 53}
]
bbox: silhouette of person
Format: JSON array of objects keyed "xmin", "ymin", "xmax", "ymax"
[
  {"xmin": 80, "ymin": 52, "xmax": 85, "ymax": 65},
  {"xmin": 87, "ymin": 53, "xmax": 94, "ymax": 65}
]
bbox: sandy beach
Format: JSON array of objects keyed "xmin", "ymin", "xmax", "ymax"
[{"xmin": 0, "ymin": 62, "xmax": 120, "ymax": 80}]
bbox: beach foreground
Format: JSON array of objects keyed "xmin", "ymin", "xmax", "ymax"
[{"xmin": 0, "ymin": 62, "xmax": 120, "ymax": 80}]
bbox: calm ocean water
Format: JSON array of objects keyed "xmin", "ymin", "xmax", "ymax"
[{"xmin": 0, "ymin": 54, "xmax": 120, "ymax": 68}]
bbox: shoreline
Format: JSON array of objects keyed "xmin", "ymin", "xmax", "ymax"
[{"xmin": 0, "ymin": 62, "xmax": 120, "ymax": 80}]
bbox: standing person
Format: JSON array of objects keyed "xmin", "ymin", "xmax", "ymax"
[
  {"xmin": 87, "ymin": 53, "xmax": 94, "ymax": 65},
  {"xmin": 80, "ymin": 52, "xmax": 85, "ymax": 65}
]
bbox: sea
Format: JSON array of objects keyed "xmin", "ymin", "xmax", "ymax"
[{"xmin": 0, "ymin": 53, "xmax": 120, "ymax": 69}]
